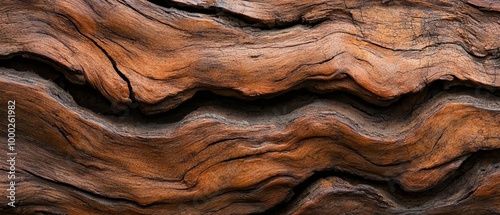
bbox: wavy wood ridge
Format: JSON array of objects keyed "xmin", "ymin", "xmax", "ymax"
[{"xmin": 1, "ymin": 0, "xmax": 499, "ymax": 113}]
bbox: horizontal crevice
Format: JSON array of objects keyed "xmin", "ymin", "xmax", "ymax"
[
  {"xmin": 260, "ymin": 149, "xmax": 500, "ymax": 214},
  {"xmin": 20, "ymin": 169, "xmax": 163, "ymax": 208},
  {"xmin": 0, "ymin": 55, "xmax": 498, "ymax": 126},
  {"xmin": 146, "ymin": 0, "xmax": 330, "ymax": 29},
  {"xmin": 0, "ymin": 55, "xmax": 130, "ymax": 116},
  {"xmin": 0, "ymin": 52, "xmax": 85, "ymax": 84}
]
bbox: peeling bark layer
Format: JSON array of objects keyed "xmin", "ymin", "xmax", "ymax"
[{"xmin": 0, "ymin": 0, "xmax": 500, "ymax": 214}]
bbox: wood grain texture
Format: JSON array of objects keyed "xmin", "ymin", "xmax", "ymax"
[
  {"xmin": 0, "ymin": 68, "xmax": 499, "ymax": 214},
  {"xmin": 280, "ymin": 151, "xmax": 500, "ymax": 215},
  {"xmin": 1, "ymin": 0, "xmax": 499, "ymax": 113},
  {"xmin": 0, "ymin": 0, "xmax": 499, "ymax": 214}
]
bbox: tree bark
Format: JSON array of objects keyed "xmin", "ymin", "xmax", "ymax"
[{"xmin": 0, "ymin": 0, "xmax": 499, "ymax": 214}]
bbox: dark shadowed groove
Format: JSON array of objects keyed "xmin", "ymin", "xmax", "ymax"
[
  {"xmin": 259, "ymin": 149, "xmax": 500, "ymax": 214},
  {"xmin": 0, "ymin": 52, "xmax": 85, "ymax": 84},
  {"xmin": 146, "ymin": 0, "xmax": 330, "ymax": 29},
  {"xmin": 0, "ymin": 55, "xmax": 498, "ymax": 124},
  {"xmin": 0, "ymin": 56, "xmax": 130, "ymax": 116},
  {"xmin": 0, "ymin": 169, "xmax": 161, "ymax": 209},
  {"xmin": 4, "ymin": 149, "xmax": 498, "ymax": 214}
]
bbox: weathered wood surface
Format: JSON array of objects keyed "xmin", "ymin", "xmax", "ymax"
[
  {"xmin": 2, "ymin": 0, "xmax": 500, "ymax": 113},
  {"xmin": 0, "ymin": 0, "xmax": 499, "ymax": 214}
]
